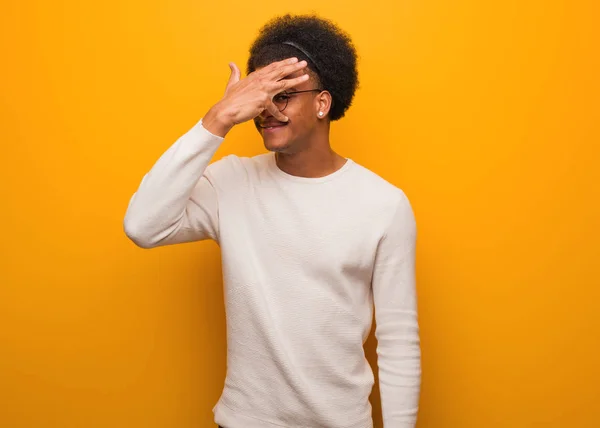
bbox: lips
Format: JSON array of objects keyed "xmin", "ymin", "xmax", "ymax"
[{"xmin": 258, "ymin": 122, "xmax": 288, "ymax": 129}]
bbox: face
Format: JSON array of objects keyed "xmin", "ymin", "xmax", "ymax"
[{"xmin": 253, "ymin": 67, "xmax": 324, "ymax": 154}]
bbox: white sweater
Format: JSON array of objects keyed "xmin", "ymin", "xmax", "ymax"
[{"xmin": 124, "ymin": 119, "xmax": 421, "ymax": 428}]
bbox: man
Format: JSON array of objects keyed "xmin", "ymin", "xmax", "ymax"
[{"xmin": 124, "ymin": 14, "xmax": 421, "ymax": 428}]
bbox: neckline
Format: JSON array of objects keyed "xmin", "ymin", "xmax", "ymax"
[{"xmin": 268, "ymin": 153, "xmax": 354, "ymax": 184}]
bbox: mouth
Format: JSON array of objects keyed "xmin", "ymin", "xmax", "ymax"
[
  {"xmin": 258, "ymin": 121, "xmax": 289, "ymax": 131},
  {"xmin": 255, "ymin": 120, "xmax": 289, "ymax": 131}
]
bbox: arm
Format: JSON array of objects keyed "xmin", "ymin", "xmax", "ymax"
[
  {"xmin": 123, "ymin": 57, "xmax": 312, "ymax": 248},
  {"xmin": 372, "ymin": 194, "xmax": 421, "ymax": 428},
  {"xmin": 123, "ymin": 119, "xmax": 225, "ymax": 248}
]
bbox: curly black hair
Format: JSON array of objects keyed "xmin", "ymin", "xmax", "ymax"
[{"xmin": 247, "ymin": 14, "xmax": 359, "ymax": 121}]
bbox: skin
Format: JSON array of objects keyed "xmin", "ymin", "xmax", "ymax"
[{"xmin": 202, "ymin": 57, "xmax": 347, "ymax": 178}]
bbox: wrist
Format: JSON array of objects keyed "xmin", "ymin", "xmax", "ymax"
[{"xmin": 202, "ymin": 103, "xmax": 234, "ymax": 137}]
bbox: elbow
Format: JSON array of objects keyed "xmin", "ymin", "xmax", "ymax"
[{"xmin": 123, "ymin": 215, "xmax": 156, "ymax": 249}]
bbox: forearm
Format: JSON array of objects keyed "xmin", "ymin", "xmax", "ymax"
[
  {"xmin": 372, "ymin": 193, "xmax": 421, "ymax": 427},
  {"xmin": 123, "ymin": 118, "xmax": 224, "ymax": 248},
  {"xmin": 376, "ymin": 310, "xmax": 421, "ymax": 427}
]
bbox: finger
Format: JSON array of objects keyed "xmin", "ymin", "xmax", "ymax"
[
  {"xmin": 265, "ymin": 101, "xmax": 289, "ymax": 122},
  {"xmin": 271, "ymin": 60, "xmax": 309, "ymax": 80},
  {"xmin": 256, "ymin": 56, "xmax": 299, "ymax": 76},
  {"xmin": 225, "ymin": 62, "xmax": 241, "ymax": 93},
  {"xmin": 274, "ymin": 73, "xmax": 311, "ymax": 92},
  {"xmin": 261, "ymin": 59, "xmax": 307, "ymax": 82}
]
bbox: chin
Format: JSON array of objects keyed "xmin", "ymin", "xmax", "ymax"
[
  {"xmin": 262, "ymin": 135, "xmax": 295, "ymax": 153},
  {"xmin": 264, "ymin": 141, "xmax": 292, "ymax": 153}
]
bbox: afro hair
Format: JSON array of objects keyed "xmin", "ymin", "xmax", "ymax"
[{"xmin": 247, "ymin": 14, "xmax": 359, "ymax": 121}]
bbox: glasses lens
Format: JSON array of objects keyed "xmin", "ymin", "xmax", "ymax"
[{"xmin": 273, "ymin": 94, "xmax": 289, "ymax": 112}]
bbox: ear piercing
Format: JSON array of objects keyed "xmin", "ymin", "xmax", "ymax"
[{"xmin": 318, "ymin": 112, "xmax": 324, "ymax": 117}]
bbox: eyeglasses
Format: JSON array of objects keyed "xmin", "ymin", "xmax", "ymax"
[{"xmin": 272, "ymin": 89, "xmax": 322, "ymax": 112}]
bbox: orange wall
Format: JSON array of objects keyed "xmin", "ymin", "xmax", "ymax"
[{"xmin": 1, "ymin": 1, "xmax": 599, "ymax": 427}]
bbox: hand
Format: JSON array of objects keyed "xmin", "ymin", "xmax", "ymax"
[{"xmin": 202, "ymin": 57, "xmax": 309, "ymax": 137}]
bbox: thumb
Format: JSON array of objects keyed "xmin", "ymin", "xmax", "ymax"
[{"xmin": 224, "ymin": 62, "xmax": 241, "ymax": 93}]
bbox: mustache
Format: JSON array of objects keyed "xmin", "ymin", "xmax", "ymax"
[{"xmin": 254, "ymin": 117, "xmax": 290, "ymax": 129}]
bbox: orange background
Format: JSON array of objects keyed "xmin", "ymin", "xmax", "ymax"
[{"xmin": 1, "ymin": 1, "xmax": 599, "ymax": 427}]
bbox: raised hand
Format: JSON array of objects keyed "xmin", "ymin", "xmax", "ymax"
[{"xmin": 202, "ymin": 57, "xmax": 309, "ymax": 137}]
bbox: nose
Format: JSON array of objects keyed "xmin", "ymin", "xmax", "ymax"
[
  {"xmin": 254, "ymin": 109, "xmax": 272, "ymax": 129},
  {"xmin": 258, "ymin": 108, "xmax": 272, "ymax": 120}
]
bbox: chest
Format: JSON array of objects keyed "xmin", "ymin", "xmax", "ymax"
[{"xmin": 219, "ymin": 184, "xmax": 384, "ymax": 280}]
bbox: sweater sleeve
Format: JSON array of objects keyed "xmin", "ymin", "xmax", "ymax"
[
  {"xmin": 123, "ymin": 118, "xmax": 225, "ymax": 248},
  {"xmin": 372, "ymin": 193, "xmax": 421, "ymax": 428}
]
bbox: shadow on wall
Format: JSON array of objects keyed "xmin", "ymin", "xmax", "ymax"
[{"xmin": 364, "ymin": 319, "xmax": 383, "ymax": 428}]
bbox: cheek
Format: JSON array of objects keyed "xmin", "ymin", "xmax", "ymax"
[{"xmin": 292, "ymin": 103, "xmax": 316, "ymax": 123}]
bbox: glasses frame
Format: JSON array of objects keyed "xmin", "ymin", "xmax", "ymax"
[{"xmin": 273, "ymin": 89, "xmax": 323, "ymax": 112}]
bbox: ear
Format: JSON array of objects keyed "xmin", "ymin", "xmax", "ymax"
[{"xmin": 315, "ymin": 90, "xmax": 333, "ymax": 119}]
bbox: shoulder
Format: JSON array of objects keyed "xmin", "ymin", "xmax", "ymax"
[
  {"xmin": 348, "ymin": 161, "xmax": 413, "ymax": 213},
  {"xmin": 204, "ymin": 152, "xmax": 271, "ymax": 187},
  {"xmin": 341, "ymin": 161, "xmax": 416, "ymax": 240}
]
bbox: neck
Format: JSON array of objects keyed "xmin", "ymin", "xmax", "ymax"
[{"xmin": 275, "ymin": 144, "xmax": 347, "ymax": 178}]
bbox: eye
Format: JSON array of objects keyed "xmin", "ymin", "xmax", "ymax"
[{"xmin": 273, "ymin": 94, "xmax": 291, "ymax": 102}]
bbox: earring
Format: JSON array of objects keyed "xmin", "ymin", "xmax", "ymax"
[{"xmin": 318, "ymin": 112, "xmax": 324, "ymax": 117}]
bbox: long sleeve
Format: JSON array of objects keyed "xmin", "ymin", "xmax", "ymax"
[
  {"xmin": 123, "ymin": 118, "xmax": 225, "ymax": 248},
  {"xmin": 372, "ymin": 193, "xmax": 421, "ymax": 428}
]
